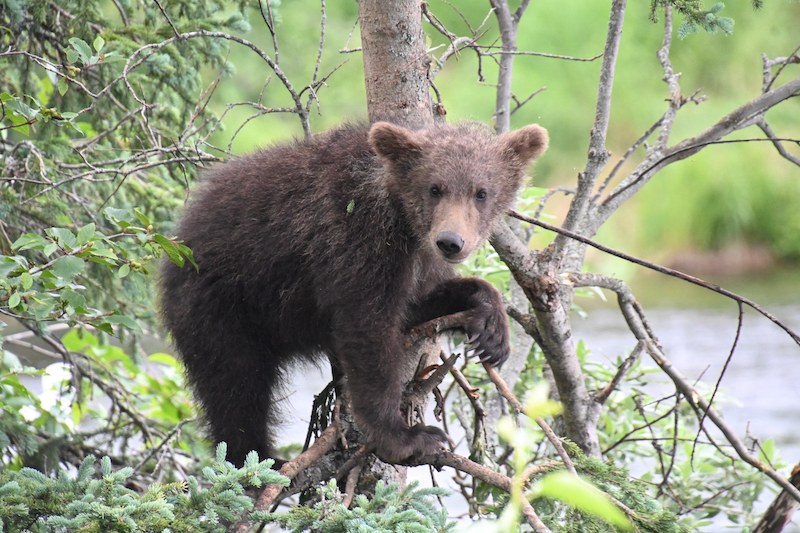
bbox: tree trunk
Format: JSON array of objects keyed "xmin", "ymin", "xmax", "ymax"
[
  {"xmin": 358, "ymin": 0, "xmax": 434, "ymax": 130},
  {"xmin": 348, "ymin": 0, "xmax": 437, "ymax": 490}
]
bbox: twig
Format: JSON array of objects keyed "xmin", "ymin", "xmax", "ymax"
[
  {"xmin": 510, "ymin": 86, "xmax": 546, "ymax": 116},
  {"xmin": 596, "ymin": 341, "xmax": 643, "ymax": 405},
  {"xmin": 757, "ymin": 118, "xmax": 800, "ymax": 167},
  {"xmin": 533, "ymin": 186, "xmax": 575, "ymax": 221},
  {"xmin": 479, "ymin": 46, "xmax": 602, "ymax": 62},
  {"xmin": 764, "ymin": 46, "xmax": 800, "ymax": 92},
  {"xmin": 691, "ymin": 301, "xmax": 743, "ymax": 463},
  {"xmin": 592, "ymin": 116, "xmax": 664, "ymax": 202},
  {"xmin": 483, "ymin": 364, "xmax": 576, "ymax": 476},
  {"xmin": 342, "ymin": 464, "xmax": 362, "ymax": 509},
  {"xmin": 601, "ymin": 76, "xmax": 800, "ymax": 215},
  {"xmin": 602, "ymin": 396, "xmax": 677, "ymax": 455},
  {"xmin": 603, "ymin": 137, "xmax": 800, "ymax": 209},
  {"xmin": 440, "ymin": 352, "xmax": 487, "ymax": 446},
  {"xmin": 153, "ymin": 0, "xmax": 179, "ymax": 38}
]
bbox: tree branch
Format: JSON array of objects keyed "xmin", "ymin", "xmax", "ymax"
[{"xmin": 556, "ymin": 0, "xmax": 626, "ymax": 247}]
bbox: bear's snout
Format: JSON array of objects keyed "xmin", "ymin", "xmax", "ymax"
[{"xmin": 436, "ymin": 231, "xmax": 464, "ymax": 257}]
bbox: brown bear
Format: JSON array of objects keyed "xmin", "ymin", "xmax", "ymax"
[{"xmin": 160, "ymin": 121, "xmax": 548, "ymax": 466}]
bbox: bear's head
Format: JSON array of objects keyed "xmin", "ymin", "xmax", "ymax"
[{"xmin": 369, "ymin": 121, "xmax": 548, "ymax": 263}]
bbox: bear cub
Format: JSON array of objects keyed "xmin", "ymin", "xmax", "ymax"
[{"xmin": 160, "ymin": 121, "xmax": 548, "ymax": 466}]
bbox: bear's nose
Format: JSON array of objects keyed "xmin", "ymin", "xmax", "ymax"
[{"xmin": 436, "ymin": 232, "xmax": 464, "ymax": 256}]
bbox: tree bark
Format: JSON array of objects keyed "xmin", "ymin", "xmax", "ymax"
[
  {"xmin": 349, "ymin": 0, "xmax": 438, "ymax": 491},
  {"xmin": 358, "ymin": 0, "xmax": 434, "ymax": 130},
  {"xmin": 752, "ymin": 464, "xmax": 800, "ymax": 533}
]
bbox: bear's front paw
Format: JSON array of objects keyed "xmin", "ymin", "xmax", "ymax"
[
  {"xmin": 466, "ymin": 303, "xmax": 510, "ymax": 366},
  {"xmin": 374, "ymin": 424, "xmax": 448, "ymax": 463}
]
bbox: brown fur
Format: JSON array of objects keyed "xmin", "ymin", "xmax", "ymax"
[{"xmin": 160, "ymin": 122, "xmax": 548, "ymax": 465}]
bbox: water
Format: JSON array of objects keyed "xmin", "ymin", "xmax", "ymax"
[{"xmin": 572, "ymin": 303, "xmax": 800, "ymax": 463}]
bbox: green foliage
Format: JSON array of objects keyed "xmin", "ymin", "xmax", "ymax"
[
  {"xmin": 1, "ymin": 1, "xmax": 797, "ymax": 531},
  {"xmin": 0, "ymin": 326, "xmax": 200, "ymax": 476},
  {"xmin": 0, "ymin": 444, "xmax": 287, "ymax": 532},
  {"xmin": 488, "ymin": 384, "xmax": 683, "ymax": 533},
  {"xmin": 538, "ymin": 448, "xmax": 689, "ymax": 533},
  {"xmin": 1, "ymin": 207, "xmax": 194, "ymax": 334},
  {"xmin": 649, "ymin": 1, "xmax": 735, "ymax": 38},
  {"xmin": 263, "ymin": 480, "xmax": 456, "ymax": 533}
]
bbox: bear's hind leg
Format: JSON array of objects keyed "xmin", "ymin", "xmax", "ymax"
[{"xmin": 185, "ymin": 347, "xmax": 285, "ymax": 467}]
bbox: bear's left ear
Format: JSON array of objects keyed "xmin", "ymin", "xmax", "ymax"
[
  {"xmin": 369, "ymin": 122, "xmax": 423, "ymax": 166},
  {"xmin": 499, "ymin": 124, "xmax": 549, "ymax": 166}
]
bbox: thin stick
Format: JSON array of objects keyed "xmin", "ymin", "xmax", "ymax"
[{"xmin": 483, "ymin": 364, "xmax": 576, "ymax": 476}]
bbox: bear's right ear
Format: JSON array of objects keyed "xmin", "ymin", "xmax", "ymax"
[
  {"xmin": 499, "ymin": 124, "xmax": 549, "ymax": 166},
  {"xmin": 369, "ymin": 122, "xmax": 423, "ymax": 166}
]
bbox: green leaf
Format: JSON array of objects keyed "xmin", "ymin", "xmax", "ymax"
[
  {"xmin": 95, "ymin": 322, "xmax": 114, "ymax": 335},
  {"xmin": 66, "ymin": 48, "xmax": 79, "ymax": 64},
  {"xmin": 69, "ymin": 38, "xmax": 93, "ymax": 65},
  {"xmin": 76, "ymin": 223, "xmax": 95, "ymax": 246},
  {"xmin": 43, "ymin": 242, "xmax": 59, "ymax": 256},
  {"xmin": 177, "ymin": 244, "xmax": 198, "ymax": 271},
  {"xmin": 8, "ymin": 292, "xmax": 20, "ymax": 308},
  {"xmin": 58, "ymin": 77, "xmax": 68, "ymax": 96},
  {"xmin": 5, "ymin": 98, "xmax": 38, "ymax": 120},
  {"xmin": 12, "ymin": 233, "xmax": 49, "ymax": 251},
  {"xmin": 153, "ymin": 234, "xmax": 184, "ymax": 267},
  {"xmin": 133, "ymin": 208, "xmax": 151, "ymax": 228},
  {"xmin": 52, "ymin": 255, "xmax": 84, "ymax": 280},
  {"xmin": 93, "ymin": 35, "xmax": 105, "ymax": 53},
  {"xmin": 532, "ymin": 472, "xmax": 633, "ymax": 531},
  {"xmin": 100, "ymin": 51, "xmax": 126, "ymax": 63},
  {"xmin": 105, "ymin": 207, "xmax": 136, "ymax": 228},
  {"xmin": 19, "ymin": 272, "xmax": 33, "ymax": 291},
  {"xmin": 46, "ymin": 228, "xmax": 78, "ymax": 249},
  {"xmin": 149, "ymin": 353, "xmax": 179, "ymax": 367},
  {"xmin": 60, "ymin": 289, "xmax": 87, "ymax": 311},
  {"xmin": 118, "ymin": 264, "xmax": 130, "ymax": 278},
  {"xmin": 103, "ymin": 315, "xmax": 143, "ymax": 334}
]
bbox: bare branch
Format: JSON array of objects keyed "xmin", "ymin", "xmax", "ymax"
[
  {"xmin": 601, "ymin": 75, "xmax": 800, "ymax": 214},
  {"xmin": 555, "ymin": 0, "xmax": 626, "ymax": 254},
  {"xmin": 480, "ymin": 48, "xmax": 603, "ymax": 62},
  {"xmin": 596, "ymin": 341, "xmax": 643, "ymax": 405},
  {"xmin": 259, "ymin": 0, "xmax": 280, "ymax": 66},
  {"xmin": 691, "ymin": 302, "xmax": 744, "ymax": 463},
  {"xmin": 153, "ymin": 0, "xmax": 179, "ymax": 38},
  {"xmin": 764, "ymin": 46, "xmax": 800, "ymax": 92},
  {"xmin": 567, "ymin": 272, "xmax": 800, "ymax": 504},
  {"xmin": 483, "ymin": 363, "xmax": 577, "ymax": 476},
  {"xmin": 757, "ymin": 118, "xmax": 800, "ymax": 167}
]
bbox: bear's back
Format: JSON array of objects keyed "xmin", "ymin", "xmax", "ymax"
[{"xmin": 160, "ymin": 126, "xmax": 417, "ymax": 355}]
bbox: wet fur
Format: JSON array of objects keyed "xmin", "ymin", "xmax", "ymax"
[{"xmin": 160, "ymin": 122, "xmax": 547, "ymax": 465}]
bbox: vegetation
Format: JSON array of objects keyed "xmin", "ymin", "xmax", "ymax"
[{"xmin": 1, "ymin": 0, "xmax": 799, "ymax": 532}]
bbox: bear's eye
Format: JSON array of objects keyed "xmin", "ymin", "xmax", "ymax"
[
  {"xmin": 429, "ymin": 186, "xmax": 442, "ymax": 198},
  {"xmin": 475, "ymin": 190, "xmax": 488, "ymax": 201}
]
